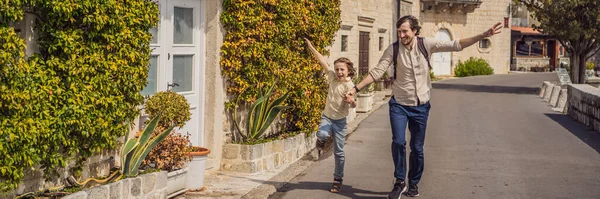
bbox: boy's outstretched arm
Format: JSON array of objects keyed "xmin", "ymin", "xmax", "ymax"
[{"xmin": 304, "ymin": 38, "xmax": 333, "ymax": 73}]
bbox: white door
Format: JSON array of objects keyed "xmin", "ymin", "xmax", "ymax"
[
  {"xmin": 432, "ymin": 29, "xmax": 452, "ymax": 76},
  {"xmin": 144, "ymin": 0, "xmax": 206, "ymax": 146}
]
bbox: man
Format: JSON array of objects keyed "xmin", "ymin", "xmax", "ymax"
[{"xmin": 345, "ymin": 15, "xmax": 502, "ymax": 198}]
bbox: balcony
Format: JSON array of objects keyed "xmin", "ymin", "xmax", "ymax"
[{"xmin": 420, "ymin": 0, "xmax": 482, "ymax": 14}]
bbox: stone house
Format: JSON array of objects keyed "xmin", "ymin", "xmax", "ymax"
[{"xmin": 509, "ymin": 3, "xmax": 569, "ymax": 71}]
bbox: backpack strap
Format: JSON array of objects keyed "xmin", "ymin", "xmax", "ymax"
[
  {"xmin": 392, "ymin": 37, "xmax": 431, "ymax": 80},
  {"xmin": 417, "ymin": 37, "xmax": 432, "ymax": 70},
  {"xmin": 392, "ymin": 41, "xmax": 399, "ymax": 79}
]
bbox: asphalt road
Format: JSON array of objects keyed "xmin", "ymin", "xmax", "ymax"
[{"xmin": 269, "ymin": 73, "xmax": 600, "ymax": 199}]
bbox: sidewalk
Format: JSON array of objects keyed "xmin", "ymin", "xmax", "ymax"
[{"xmin": 177, "ymin": 90, "xmax": 392, "ymax": 199}]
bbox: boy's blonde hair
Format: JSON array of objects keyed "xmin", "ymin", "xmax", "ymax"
[{"xmin": 333, "ymin": 57, "xmax": 356, "ymax": 78}]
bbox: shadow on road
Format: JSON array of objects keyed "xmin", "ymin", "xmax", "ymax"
[
  {"xmin": 218, "ymin": 166, "xmax": 388, "ymax": 199},
  {"xmin": 270, "ymin": 181, "xmax": 388, "ymax": 199},
  {"xmin": 432, "ymin": 83, "xmax": 539, "ymax": 94},
  {"xmin": 545, "ymin": 113, "xmax": 600, "ymax": 153}
]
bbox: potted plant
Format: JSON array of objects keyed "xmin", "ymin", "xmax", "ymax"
[
  {"xmin": 141, "ymin": 90, "xmax": 193, "ymax": 197},
  {"xmin": 585, "ymin": 61, "xmax": 596, "ymax": 78},
  {"xmin": 186, "ymin": 146, "xmax": 211, "ymax": 190}
]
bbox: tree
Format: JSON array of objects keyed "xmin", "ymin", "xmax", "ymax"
[{"xmin": 518, "ymin": 0, "xmax": 600, "ymax": 83}]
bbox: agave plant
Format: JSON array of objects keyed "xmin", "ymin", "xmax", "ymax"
[
  {"xmin": 64, "ymin": 113, "xmax": 172, "ymax": 189},
  {"xmin": 121, "ymin": 113, "xmax": 174, "ymax": 176},
  {"xmin": 233, "ymin": 81, "xmax": 291, "ymax": 142}
]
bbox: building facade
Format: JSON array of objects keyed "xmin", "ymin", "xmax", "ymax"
[
  {"xmin": 386, "ymin": 0, "xmax": 512, "ymax": 76},
  {"xmin": 7, "ymin": 0, "xmax": 515, "ymax": 182},
  {"xmin": 174, "ymin": 0, "xmax": 516, "ymax": 172}
]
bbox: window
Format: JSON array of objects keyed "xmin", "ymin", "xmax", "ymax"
[
  {"xmin": 479, "ymin": 39, "xmax": 491, "ymax": 49},
  {"xmin": 515, "ymin": 39, "xmax": 545, "ymax": 57},
  {"xmin": 379, "ymin": 37, "xmax": 384, "ymax": 51},
  {"xmin": 341, "ymin": 35, "xmax": 348, "ymax": 52},
  {"xmin": 530, "ymin": 41, "xmax": 543, "ymax": 56},
  {"xmin": 516, "ymin": 41, "xmax": 529, "ymax": 56}
]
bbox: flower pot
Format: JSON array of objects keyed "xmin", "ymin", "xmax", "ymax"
[
  {"xmin": 186, "ymin": 146, "xmax": 211, "ymax": 190},
  {"xmin": 167, "ymin": 168, "xmax": 188, "ymax": 198},
  {"xmin": 356, "ymin": 93, "xmax": 374, "ymax": 113},
  {"xmin": 347, "ymin": 107, "xmax": 356, "ymax": 122}
]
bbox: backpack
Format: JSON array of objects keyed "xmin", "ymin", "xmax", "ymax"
[{"xmin": 392, "ymin": 37, "xmax": 431, "ymax": 79}]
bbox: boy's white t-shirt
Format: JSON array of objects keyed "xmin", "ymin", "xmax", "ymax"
[{"xmin": 323, "ymin": 70, "xmax": 355, "ymax": 120}]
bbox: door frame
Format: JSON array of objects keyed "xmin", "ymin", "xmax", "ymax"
[{"xmin": 147, "ymin": 0, "xmax": 207, "ymax": 146}]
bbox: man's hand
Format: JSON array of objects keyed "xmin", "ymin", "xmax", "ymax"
[
  {"xmin": 460, "ymin": 22, "xmax": 503, "ymax": 48},
  {"xmin": 484, "ymin": 22, "xmax": 502, "ymax": 37}
]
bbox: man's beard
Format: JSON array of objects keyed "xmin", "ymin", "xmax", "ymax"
[{"xmin": 401, "ymin": 37, "xmax": 412, "ymax": 45}]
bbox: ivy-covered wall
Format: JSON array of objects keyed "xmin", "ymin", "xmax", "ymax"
[
  {"xmin": 220, "ymin": 0, "xmax": 341, "ymax": 138},
  {"xmin": 0, "ymin": 0, "xmax": 158, "ymax": 192}
]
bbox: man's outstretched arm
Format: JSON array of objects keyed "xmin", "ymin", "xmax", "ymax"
[{"xmin": 459, "ymin": 22, "xmax": 503, "ymax": 48}]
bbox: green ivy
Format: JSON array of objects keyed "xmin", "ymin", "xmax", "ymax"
[
  {"xmin": 0, "ymin": 0, "xmax": 158, "ymax": 192},
  {"xmin": 220, "ymin": 0, "xmax": 341, "ymax": 136}
]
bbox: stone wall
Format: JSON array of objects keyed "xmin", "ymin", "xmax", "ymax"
[
  {"xmin": 4, "ymin": 150, "xmax": 117, "ymax": 198},
  {"xmin": 513, "ymin": 57, "xmax": 550, "ymax": 71},
  {"xmin": 567, "ymin": 84, "xmax": 600, "ymax": 132},
  {"xmin": 220, "ymin": 133, "xmax": 317, "ymax": 173},
  {"xmin": 539, "ymin": 81, "xmax": 568, "ymax": 114},
  {"xmin": 63, "ymin": 171, "xmax": 168, "ymax": 199}
]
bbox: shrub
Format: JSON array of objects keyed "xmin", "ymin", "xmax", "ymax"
[
  {"xmin": 220, "ymin": 0, "xmax": 341, "ymax": 137},
  {"xmin": 144, "ymin": 91, "xmax": 191, "ymax": 128},
  {"xmin": 141, "ymin": 129, "xmax": 192, "ymax": 172},
  {"xmin": 0, "ymin": 0, "xmax": 158, "ymax": 191},
  {"xmin": 454, "ymin": 57, "xmax": 494, "ymax": 77},
  {"xmin": 586, "ymin": 61, "xmax": 595, "ymax": 70},
  {"xmin": 142, "ymin": 91, "xmax": 192, "ymax": 172}
]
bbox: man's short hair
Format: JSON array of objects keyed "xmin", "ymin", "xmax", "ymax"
[{"xmin": 396, "ymin": 15, "xmax": 421, "ymax": 36}]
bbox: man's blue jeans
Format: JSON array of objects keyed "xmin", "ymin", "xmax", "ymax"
[
  {"xmin": 389, "ymin": 96, "xmax": 430, "ymax": 185},
  {"xmin": 316, "ymin": 114, "xmax": 347, "ymax": 180}
]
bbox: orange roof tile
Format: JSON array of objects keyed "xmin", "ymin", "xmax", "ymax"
[{"xmin": 511, "ymin": 26, "xmax": 542, "ymax": 35}]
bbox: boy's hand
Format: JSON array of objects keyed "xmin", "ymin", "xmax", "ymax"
[
  {"xmin": 343, "ymin": 92, "xmax": 354, "ymax": 103},
  {"xmin": 303, "ymin": 37, "xmax": 312, "ymax": 46}
]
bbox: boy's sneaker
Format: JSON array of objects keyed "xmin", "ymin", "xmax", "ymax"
[
  {"xmin": 330, "ymin": 178, "xmax": 343, "ymax": 193},
  {"xmin": 316, "ymin": 138, "xmax": 333, "ymax": 160},
  {"xmin": 405, "ymin": 184, "xmax": 419, "ymax": 197},
  {"xmin": 316, "ymin": 139, "xmax": 325, "ymax": 151},
  {"xmin": 387, "ymin": 180, "xmax": 406, "ymax": 199}
]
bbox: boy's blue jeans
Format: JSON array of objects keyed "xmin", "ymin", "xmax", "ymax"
[
  {"xmin": 316, "ymin": 114, "xmax": 347, "ymax": 180},
  {"xmin": 389, "ymin": 96, "xmax": 430, "ymax": 185}
]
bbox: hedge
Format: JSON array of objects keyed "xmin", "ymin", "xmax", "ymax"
[
  {"xmin": 220, "ymin": 0, "xmax": 341, "ymax": 138},
  {"xmin": 0, "ymin": 0, "xmax": 158, "ymax": 192}
]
